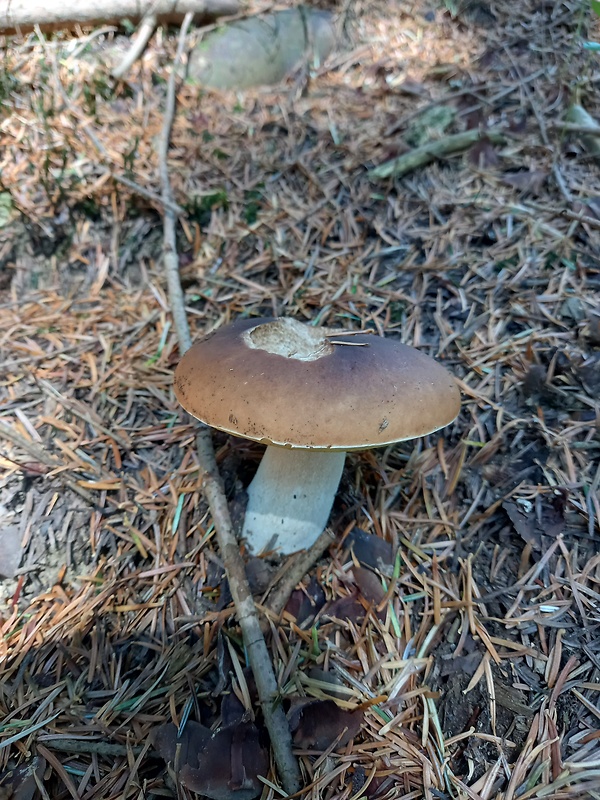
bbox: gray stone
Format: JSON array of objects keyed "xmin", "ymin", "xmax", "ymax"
[{"xmin": 188, "ymin": 8, "xmax": 336, "ymax": 90}]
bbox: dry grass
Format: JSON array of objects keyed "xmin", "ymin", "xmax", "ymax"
[{"xmin": 1, "ymin": 1, "xmax": 600, "ymax": 798}]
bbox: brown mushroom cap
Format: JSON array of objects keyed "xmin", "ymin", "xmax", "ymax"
[{"xmin": 174, "ymin": 317, "xmax": 461, "ymax": 450}]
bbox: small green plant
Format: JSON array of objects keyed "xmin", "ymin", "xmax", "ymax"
[
  {"xmin": 0, "ymin": 68, "xmax": 17, "ymax": 105},
  {"xmin": 82, "ymin": 72, "xmax": 114, "ymax": 117},
  {"xmin": 123, "ymin": 136, "xmax": 140, "ymax": 175},
  {"xmin": 244, "ymin": 188, "xmax": 263, "ymax": 225},
  {"xmin": 388, "ymin": 301, "xmax": 406, "ymax": 324},
  {"xmin": 185, "ymin": 190, "xmax": 229, "ymax": 227},
  {"xmin": 74, "ymin": 197, "xmax": 103, "ymax": 221},
  {"xmin": 0, "ymin": 193, "xmax": 13, "ymax": 228},
  {"xmin": 40, "ymin": 149, "xmax": 71, "ymax": 205},
  {"xmin": 588, "ymin": 0, "xmax": 600, "ymax": 47},
  {"xmin": 442, "ymin": 0, "xmax": 459, "ymax": 16}
]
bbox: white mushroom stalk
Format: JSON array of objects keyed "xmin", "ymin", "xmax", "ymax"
[{"xmin": 242, "ymin": 448, "xmax": 345, "ymax": 555}]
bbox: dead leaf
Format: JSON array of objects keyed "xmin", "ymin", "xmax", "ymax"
[
  {"xmin": 289, "ymin": 699, "xmax": 364, "ymax": 750},
  {"xmin": 583, "ymin": 312, "xmax": 600, "ymax": 346},
  {"xmin": 508, "ymin": 112, "xmax": 528, "ymax": 134},
  {"xmin": 221, "ymin": 667, "xmax": 257, "ymax": 725},
  {"xmin": 560, "ymin": 296, "xmax": 586, "ymax": 323},
  {"xmin": 501, "ymin": 170, "xmax": 548, "ymax": 195},
  {"xmin": 585, "ymin": 197, "xmax": 600, "ymax": 219},
  {"xmin": 440, "ymin": 651, "xmax": 481, "ymax": 678},
  {"xmin": 577, "ymin": 353, "xmax": 600, "ymax": 396},
  {"xmin": 521, "ymin": 364, "xmax": 547, "ymax": 399},
  {"xmin": 503, "ymin": 490, "xmax": 567, "ymax": 550},
  {"xmin": 153, "ymin": 719, "xmax": 211, "ymax": 767},
  {"xmin": 396, "ymin": 77, "xmax": 428, "ymax": 97},
  {"xmin": 353, "ymin": 567, "xmax": 385, "ymax": 607},
  {"xmin": 0, "ymin": 756, "xmax": 46, "ymax": 800},
  {"xmin": 467, "ymin": 136, "xmax": 500, "ymax": 169},
  {"xmin": 364, "ymin": 774, "xmax": 390, "ymax": 799},
  {"xmin": 153, "ymin": 720, "xmax": 268, "ymax": 800},
  {"xmin": 182, "ymin": 722, "xmax": 268, "ymax": 800},
  {"xmin": 245, "ymin": 557, "xmax": 275, "ymax": 595},
  {"xmin": 456, "ymin": 0, "xmax": 496, "ymax": 25},
  {"xmin": 213, "ymin": 630, "xmax": 232, "ymax": 696},
  {"xmin": 477, "ymin": 48, "xmax": 500, "ymax": 69},
  {"xmin": 571, "ymin": 197, "xmax": 600, "ymax": 222},
  {"xmin": 221, "ymin": 691, "xmax": 247, "ymax": 727},
  {"xmin": 285, "ymin": 576, "xmax": 325, "ymax": 624},
  {"xmin": 345, "ymin": 528, "xmax": 394, "ymax": 576},
  {"xmin": 324, "ymin": 591, "xmax": 365, "ymax": 624},
  {"xmin": 454, "ymin": 93, "xmax": 484, "ymax": 131}
]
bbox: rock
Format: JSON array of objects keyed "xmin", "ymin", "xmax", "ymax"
[{"xmin": 188, "ymin": 7, "xmax": 336, "ymax": 90}]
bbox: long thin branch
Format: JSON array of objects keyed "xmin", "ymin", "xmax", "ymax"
[
  {"xmin": 158, "ymin": 16, "xmax": 193, "ymax": 354},
  {"xmin": 369, "ymin": 129, "xmax": 507, "ymax": 180},
  {"xmin": 157, "ymin": 17, "xmax": 301, "ymax": 795},
  {"xmin": 112, "ymin": 173, "xmax": 184, "ymax": 215},
  {"xmin": 111, "ymin": 13, "xmax": 157, "ymax": 80},
  {"xmin": 0, "ymin": 0, "xmax": 241, "ymax": 33}
]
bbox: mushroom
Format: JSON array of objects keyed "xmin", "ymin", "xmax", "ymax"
[{"xmin": 174, "ymin": 317, "xmax": 460, "ymax": 556}]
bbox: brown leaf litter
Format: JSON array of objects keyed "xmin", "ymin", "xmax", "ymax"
[{"xmin": 0, "ymin": 0, "xmax": 600, "ymax": 798}]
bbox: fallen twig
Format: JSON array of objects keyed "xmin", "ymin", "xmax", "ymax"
[
  {"xmin": 264, "ymin": 527, "xmax": 335, "ymax": 625},
  {"xmin": 549, "ymin": 121, "xmax": 600, "ymax": 135},
  {"xmin": 111, "ymin": 12, "xmax": 157, "ymax": 80},
  {"xmin": 0, "ymin": 0, "xmax": 241, "ymax": 33},
  {"xmin": 38, "ymin": 738, "xmax": 148, "ymax": 757},
  {"xmin": 112, "ymin": 172, "xmax": 184, "ymax": 214},
  {"xmin": 157, "ymin": 15, "xmax": 301, "ymax": 795},
  {"xmin": 369, "ymin": 129, "xmax": 507, "ymax": 180}
]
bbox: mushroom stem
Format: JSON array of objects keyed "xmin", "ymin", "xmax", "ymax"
[{"xmin": 242, "ymin": 448, "xmax": 346, "ymax": 555}]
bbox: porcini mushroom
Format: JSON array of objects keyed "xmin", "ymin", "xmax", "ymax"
[{"xmin": 174, "ymin": 317, "xmax": 460, "ymax": 555}]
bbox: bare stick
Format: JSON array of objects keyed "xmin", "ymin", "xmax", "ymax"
[
  {"xmin": 38, "ymin": 738, "xmax": 146, "ymax": 757},
  {"xmin": 112, "ymin": 173, "xmax": 184, "ymax": 215},
  {"xmin": 158, "ymin": 23, "xmax": 194, "ymax": 353},
  {"xmin": 549, "ymin": 121, "xmax": 600, "ymax": 135},
  {"xmin": 264, "ymin": 528, "xmax": 335, "ymax": 624},
  {"xmin": 369, "ymin": 129, "xmax": 506, "ymax": 180},
  {"xmin": 157, "ymin": 16, "xmax": 301, "ymax": 794},
  {"xmin": 112, "ymin": 13, "xmax": 157, "ymax": 80},
  {"xmin": 0, "ymin": 0, "xmax": 241, "ymax": 33}
]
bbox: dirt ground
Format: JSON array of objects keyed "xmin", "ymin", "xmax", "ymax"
[{"xmin": 1, "ymin": 1, "xmax": 600, "ymax": 798}]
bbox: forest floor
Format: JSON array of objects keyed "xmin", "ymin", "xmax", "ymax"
[{"xmin": 1, "ymin": 1, "xmax": 600, "ymax": 798}]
